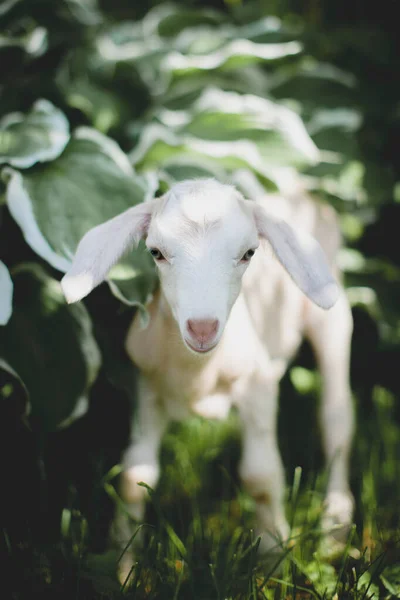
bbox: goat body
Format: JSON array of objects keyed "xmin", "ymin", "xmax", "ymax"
[{"xmin": 62, "ymin": 179, "xmax": 354, "ymax": 575}]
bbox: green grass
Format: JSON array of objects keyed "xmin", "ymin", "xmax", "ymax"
[{"xmin": 3, "ymin": 379, "xmax": 400, "ymax": 599}]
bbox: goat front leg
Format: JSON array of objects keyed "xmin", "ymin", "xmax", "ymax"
[
  {"xmin": 111, "ymin": 377, "xmax": 167, "ymax": 583},
  {"xmin": 306, "ymin": 290, "xmax": 354, "ymax": 540},
  {"xmin": 235, "ymin": 373, "xmax": 289, "ymax": 555}
]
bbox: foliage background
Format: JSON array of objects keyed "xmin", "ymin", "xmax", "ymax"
[{"xmin": 1, "ymin": 0, "xmax": 400, "ymax": 598}]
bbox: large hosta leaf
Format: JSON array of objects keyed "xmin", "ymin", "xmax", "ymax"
[
  {"xmin": 159, "ymin": 68, "xmax": 270, "ymax": 110},
  {"xmin": 0, "ymin": 261, "xmax": 13, "ymax": 325},
  {"xmin": 5, "ymin": 127, "xmax": 158, "ymax": 306},
  {"xmin": 270, "ymin": 60, "xmax": 357, "ymax": 112},
  {"xmin": 307, "ymin": 107, "xmax": 362, "ymax": 160},
  {"xmin": 95, "ymin": 8, "xmax": 301, "ymax": 96},
  {"xmin": 0, "ymin": 100, "xmax": 69, "ymax": 169},
  {"xmin": 131, "ymin": 88, "xmax": 319, "ymax": 188},
  {"xmin": 303, "ymin": 108, "xmax": 365, "ymax": 204},
  {"xmin": 179, "ymin": 89, "xmax": 318, "ymax": 161},
  {"xmin": 96, "ymin": 4, "xmax": 223, "ymax": 61},
  {"xmin": 234, "ymin": 16, "xmax": 298, "ymax": 44},
  {"xmin": 0, "ymin": 264, "xmax": 101, "ymax": 431},
  {"xmin": 162, "ymin": 39, "xmax": 301, "ymax": 76},
  {"xmin": 130, "ymin": 122, "xmax": 278, "ymax": 188}
]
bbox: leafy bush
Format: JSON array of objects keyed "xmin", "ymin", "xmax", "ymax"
[{"xmin": 0, "ymin": 0, "xmax": 374, "ymax": 427}]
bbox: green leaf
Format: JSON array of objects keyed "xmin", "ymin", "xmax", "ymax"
[
  {"xmin": 95, "ymin": 10, "xmax": 301, "ymax": 96},
  {"xmin": 234, "ymin": 16, "xmax": 298, "ymax": 44},
  {"xmin": 154, "ymin": 4, "xmax": 224, "ymax": 37},
  {"xmin": 0, "ymin": 261, "xmax": 13, "ymax": 325},
  {"xmin": 357, "ymin": 571, "xmax": 380, "ymax": 599},
  {"xmin": 290, "ymin": 366, "xmax": 318, "ymax": 395},
  {"xmin": 162, "ymin": 39, "xmax": 302, "ymax": 75},
  {"xmin": 162, "ymin": 158, "xmax": 227, "ymax": 183},
  {"xmin": 299, "ymin": 107, "xmax": 365, "ymax": 203},
  {"xmin": 130, "ymin": 123, "xmax": 277, "ymax": 187},
  {"xmin": 0, "ymin": 0, "xmax": 22, "ymax": 17},
  {"xmin": 0, "ymin": 26, "xmax": 48, "ymax": 57},
  {"xmin": 380, "ymin": 564, "xmax": 400, "ymax": 595},
  {"xmin": 178, "ymin": 89, "xmax": 318, "ymax": 164},
  {"xmin": 5, "ymin": 127, "xmax": 158, "ymax": 307},
  {"xmin": 64, "ymin": 0, "xmax": 103, "ymax": 26},
  {"xmin": 0, "ymin": 99, "xmax": 69, "ymax": 169},
  {"xmin": 0, "ymin": 264, "xmax": 101, "ymax": 431},
  {"xmin": 131, "ymin": 88, "xmax": 318, "ymax": 188},
  {"xmin": 159, "ymin": 67, "xmax": 269, "ymax": 109},
  {"xmin": 307, "ymin": 108, "xmax": 362, "ymax": 137},
  {"xmin": 95, "ymin": 24, "xmax": 165, "ymax": 66},
  {"xmin": 59, "ymin": 78, "xmax": 127, "ymax": 133},
  {"xmin": 306, "ymin": 160, "xmax": 366, "ymax": 204},
  {"xmin": 307, "ymin": 107, "xmax": 361, "ymax": 162},
  {"xmin": 293, "ymin": 557, "xmax": 337, "ymax": 597},
  {"xmin": 270, "ymin": 60, "xmax": 357, "ymax": 111}
]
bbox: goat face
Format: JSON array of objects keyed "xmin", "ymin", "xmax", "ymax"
[
  {"xmin": 145, "ymin": 180, "xmax": 259, "ymax": 353},
  {"xmin": 61, "ymin": 178, "xmax": 339, "ymax": 354}
]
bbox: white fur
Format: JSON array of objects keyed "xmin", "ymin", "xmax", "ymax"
[
  {"xmin": 62, "ymin": 179, "xmax": 354, "ymax": 573},
  {"xmin": 61, "ymin": 200, "xmax": 157, "ymax": 303}
]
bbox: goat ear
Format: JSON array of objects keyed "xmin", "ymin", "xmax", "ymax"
[
  {"xmin": 61, "ymin": 200, "xmax": 158, "ymax": 303},
  {"xmin": 253, "ymin": 204, "xmax": 339, "ymax": 309}
]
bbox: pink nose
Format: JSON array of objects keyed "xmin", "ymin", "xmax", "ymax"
[{"xmin": 187, "ymin": 319, "xmax": 219, "ymax": 345}]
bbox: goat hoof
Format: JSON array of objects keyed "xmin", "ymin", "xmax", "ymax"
[
  {"xmin": 254, "ymin": 521, "xmax": 290, "ymax": 573},
  {"xmin": 322, "ymin": 491, "xmax": 354, "ymax": 540},
  {"xmin": 256, "ymin": 538, "xmax": 288, "ymax": 575},
  {"xmin": 318, "ymin": 491, "xmax": 355, "ymax": 558},
  {"xmin": 109, "ymin": 510, "xmax": 145, "ymax": 586}
]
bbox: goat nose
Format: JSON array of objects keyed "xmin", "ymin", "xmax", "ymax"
[{"xmin": 187, "ymin": 319, "xmax": 219, "ymax": 344}]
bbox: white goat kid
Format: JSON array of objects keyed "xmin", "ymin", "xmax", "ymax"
[{"xmin": 62, "ymin": 178, "xmax": 354, "ymax": 571}]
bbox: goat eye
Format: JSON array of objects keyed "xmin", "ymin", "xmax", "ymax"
[
  {"xmin": 149, "ymin": 248, "xmax": 165, "ymax": 261},
  {"xmin": 241, "ymin": 249, "xmax": 256, "ymax": 262}
]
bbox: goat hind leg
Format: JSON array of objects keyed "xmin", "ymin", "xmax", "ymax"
[{"xmin": 306, "ymin": 291, "xmax": 354, "ymax": 540}]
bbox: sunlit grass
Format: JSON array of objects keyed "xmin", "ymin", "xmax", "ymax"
[{"xmin": 5, "ymin": 376, "xmax": 400, "ymax": 599}]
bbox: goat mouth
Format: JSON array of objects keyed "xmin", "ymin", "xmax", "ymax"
[{"xmin": 185, "ymin": 339, "xmax": 217, "ymax": 354}]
